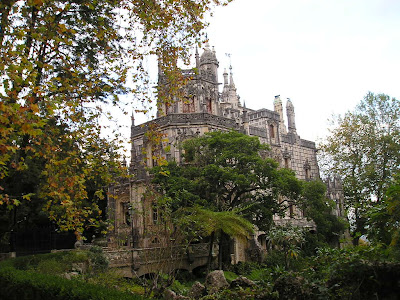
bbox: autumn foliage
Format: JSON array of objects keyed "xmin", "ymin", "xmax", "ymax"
[{"xmin": 0, "ymin": 0, "xmax": 230, "ymax": 233}]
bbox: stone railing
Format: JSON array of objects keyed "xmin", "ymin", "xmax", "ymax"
[
  {"xmin": 249, "ymin": 126, "xmax": 267, "ymax": 138},
  {"xmin": 105, "ymin": 248, "xmax": 133, "ymax": 267},
  {"xmin": 105, "ymin": 243, "xmax": 212, "ymax": 267},
  {"xmin": 273, "ymin": 218, "xmax": 316, "ymax": 230}
]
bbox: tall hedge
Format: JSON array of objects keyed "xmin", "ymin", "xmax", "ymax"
[{"xmin": 0, "ymin": 267, "xmax": 146, "ymax": 300}]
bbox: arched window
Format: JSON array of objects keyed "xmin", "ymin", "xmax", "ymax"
[
  {"xmin": 151, "ymin": 237, "xmax": 160, "ymax": 245},
  {"xmin": 121, "ymin": 202, "xmax": 130, "ymax": 226}
]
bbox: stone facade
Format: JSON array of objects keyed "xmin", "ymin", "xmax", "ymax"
[{"xmin": 107, "ymin": 43, "xmax": 343, "ymax": 269}]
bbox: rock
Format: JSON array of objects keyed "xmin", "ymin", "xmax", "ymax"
[
  {"xmin": 74, "ymin": 240, "xmax": 83, "ymax": 249},
  {"xmin": 188, "ymin": 281, "xmax": 206, "ymax": 299},
  {"xmin": 163, "ymin": 289, "xmax": 177, "ymax": 300},
  {"xmin": 230, "ymin": 276, "xmax": 256, "ymax": 288},
  {"xmin": 71, "ymin": 262, "xmax": 87, "ymax": 274},
  {"xmin": 175, "ymin": 295, "xmax": 190, "ymax": 299},
  {"xmin": 62, "ymin": 272, "xmax": 79, "ymax": 280},
  {"xmin": 205, "ymin": 270, "xmax": 229, "ymax": 294}
]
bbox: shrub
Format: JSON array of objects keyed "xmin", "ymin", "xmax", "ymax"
[
  {"xmin": 3, "ymin": 250, "xmax": 89, "ymax": 273},
  {"xmin": 169, "ymin": 279, "xmax": 188, "ymax": 295},
  {"xmin": 222, "ymin": 271, "xmax": 238, "ymax": 283},
  {"xmin": 0, "ymin": 266, "xmax": 146, "ymax": 300},
  {"xmin": 36, "ymin": 259, "xmax": 67, "ymax": 275},
  {"xmin": 230, "ymin": 261, "xmax": 260, "ymax": 276},
  {"xmin": 88, "ymin": 246, "xmax": 108, "ymax": 273},
  {"xmin": 273, "ymin": 272, "xmax": 311, "ymax": 300}
]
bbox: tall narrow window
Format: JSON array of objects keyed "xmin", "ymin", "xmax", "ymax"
[
  {"xmin": 269, "ymin": 124, "xmax": 275, "ymax": 139},
  {"xmin": 206, "ymin": 99, "xmax": 212, "ymax": 113},
  {"xmin": 152, "ymin": 149, "xmax": 160, "ymax": 167},
  {"xmin": 305, "ymin": 168, "xmax": 310, "ymax": 180},
  {"xmin": 121, "ymin": 203, "xmax": 130, "ymax": 225},
  {"xmin": 284, "ymin": 158, "xmax": 289, "ymax": 169},
  {"xmin": 125, "ymin": 210, "xmax": 131, "ymax": 226},
  {"xmin": 289, "ymin": 204, "xmax": 294, "ymax": 218},
  {"xmin": 304, "ymin": 160, "xmax": 311, "ymax": 180},
  {"xmin": 152, "ymin": 204, "xmax": 158, "ymax": 225}
]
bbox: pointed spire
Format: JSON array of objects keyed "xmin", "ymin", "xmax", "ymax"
[
  {"xmin": 286, "ymin": 98, "xmax": 297, "ymax": 133},
  {"xmin": 195, "ymin": 46, "xmax": 200, "ymax": 70},
  {"xmin": 243, "ymin": 101, "xmax": 246, "ymax": 108},
  {"xmin": 229, "ymin": 65, "xmax": 235, "ymax": 88}
]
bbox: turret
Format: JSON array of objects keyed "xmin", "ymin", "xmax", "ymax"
[
  {"xmin": 286, "ymin": 98, "xmax": 297, "ymax": 134},
  {"xmin": 199, "ymin": 42, "xmax": 219, "ymax": 83},
  {"xmin": 223, "ymin": 68, "xmax": 228, "ymax": 86},
  {"xmin": 221, "ymin": 68, "xmax": 229, "ymax": 103}
]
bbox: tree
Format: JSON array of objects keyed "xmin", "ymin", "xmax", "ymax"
[
  {"xmin": 152, "ymin": 130, "xmax": 303, "ymax": 268},
  {"xmin": 175, "ymin": 206, "xmax": 254, "ymax": 271},
  {"xmin": 367, "ymin": 171, "xmax": 400, "ymax": 248},
  {"xmin": 0, "ymin": 0, "xmax": 230, "ymax": 234},
  {"xmin": 299, "ymin": 180, "xmax": 346, "ymax": 252},
  {"xmin": 267, "ymin": 224, "xmax": 305, "ymax": 269},
  {"xmin": 386, "ymin": 172, "xmax": 400, "ymax": 249},
  {"xmin": 320, "ymin": 92, "xmax": 400, "ymax": 243}
]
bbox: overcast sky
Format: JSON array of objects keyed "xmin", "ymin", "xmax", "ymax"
[
  {"xmin": 204, "ymin": 0, "xmax": 400, "ymax": 142},
  {"xmin": 127, "ymin": 0, "xmax": 400, "ymax": 145}
]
